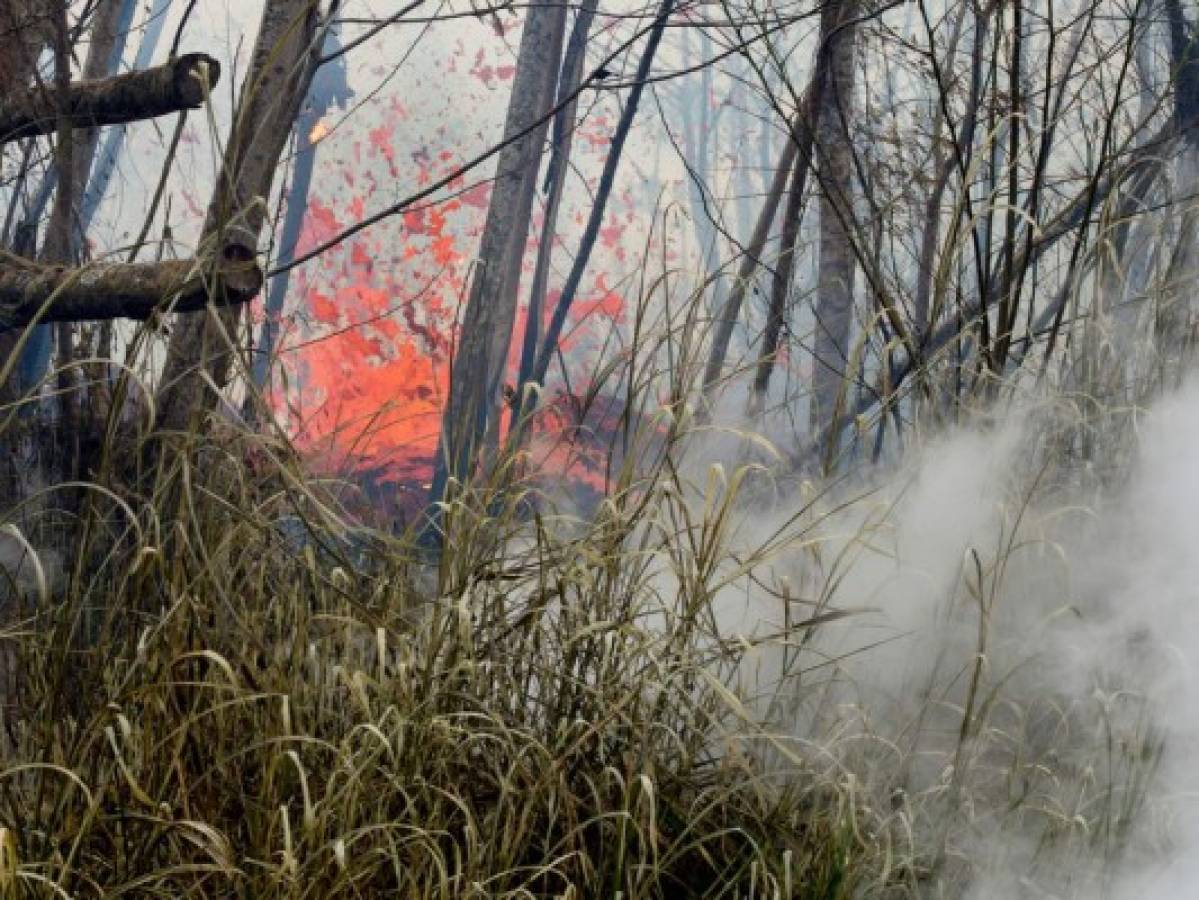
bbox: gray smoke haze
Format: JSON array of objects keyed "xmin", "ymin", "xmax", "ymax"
[{"xmin": 701, "ymin": 379, "xmax": 1199, "ymax": 896}]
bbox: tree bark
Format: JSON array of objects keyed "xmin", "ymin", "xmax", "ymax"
[
  {"xmin": 251, "ymin": 26, "xmax": 352, "ymax": 394},
  {"xmin": 156, "ymin": 0, "xmax": 323, "ymax": 433},
  {"xmin": 427, "ymin": 0, "xmax": 568, "ymax": 506},
  {"xmin": 0, "ymin": 0, "xmax": 48, "ymax": 96},
  {"xmin": 798, "ymin": 114, "xmax": 1183, "ymax": 473},
  {"xmin": 1156, "ymin": 0, "xmax": 1199, "ymax": 367},
  {"xmin": 1084, "ymin": 2, "xmax": 1162, "ymax": 397},
  {"xmin": 482, "ymin": 7, "xmax": 569, "ymax": 458},
  {"xmin": 809, "ymin": 0, "xmax": 861, "ymax": 450},
  {"xmin": 0, "ymin": 53, "xmax": 220, "ymax": 143},
  {"xmin": 0, "ymin": 246, "xmax": 262, "ymax": 329},
  {"xmin": 514, "ymin": 0, "xmax": 597, "ymax": 429},
  {"xmin": 911, "ymin": 6, "xmax": 972, "ymax": 339},
  {"xmin": 11, "ymin": 0, "xmax": 131, "ymax": 398}
]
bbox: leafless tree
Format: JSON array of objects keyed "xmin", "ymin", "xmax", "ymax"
[
  {"xmin": 157, "ymin": 0, "xmax": 327, "ymax": 433},
  {"xmin": 427, "ymin": 0, "xmax": 568, "ymax": 509},
  {"xmin": 808, "ymin": 0, "xmax": 861, "ymax": 454}
]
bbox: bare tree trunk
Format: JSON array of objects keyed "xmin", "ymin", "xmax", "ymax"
[
  {"xmin": 748, "ymin": 131, "xmax": 813, "ymax": 416},
  {"xmin": 700, "ymin": 124, "xmax": 800, "ymax": 407},
  {"xmin": 809, "ymin": 0, "xmax": 861, "ymax": 453},
  {"xmin": 81, "ymin": 0, "xmax": 173, "ymax": 237},
  {"xmin": 1111, "ymin": 0, "xmax": 1168, "ymax": 322},
  {"xmin": 680, "ymin": 27, "xmax": 726, "ymax": 302},
  {"xmin": 481, "ymin": 7, "xmax": 569, "ymax": 459},
  {"xmin": 15, "ymin": 0, "xmax": 133, "ymax": 395},
  {"xmin": 427, "ymin": 1, "xmax": 568, "ymax": 507},
  {"xmin": 1155, "ymin": 0, "xmax": 1199, "ymax": 374},
  {"xmin": 43, "ymin": 4, "xmax": 81, "ymax": 478},
  {"xmin": 251, "ymin": 26, "xmax": 352, "ymax": 397},
  {"xmin": 6, "ymin": 0, "xmax": 99, "ymax": 515},
  {"xmin": 0, "ymin": 0, "xmax": 261, "ymax": 526},
  {"xmin": 0, "ymin": 0, "xmax": 51, "ymax": 404},
  {"xmin": 515, "ymin": 0, "xmax": 675, "ymax": 425},
  {"xmin": 729, "ymin": 74, "xmax": 758, "ymax": 243},
  {"xmin": 156, "ymin": 0, "xmax": 323, "ymax": 434},
  {"xmin": 911, "ymin": 6, "xmax": 970, "ymax": 339},
  {"xmin": 0, "ymin": 0, "xmax": 47, "ymax": 97},
  {"xmin": 514, "ymin": 0, "xmax": 597, "ymax": 430},
  {"xmin": 990, "ymin": 0, "xmax": 1025, "ymax": 370},
  {"xmin": 1087, "ymin": 1, "xmax": 1161, "ymax": 398},
  {"xmin": 0, "ymin": 11, "xmax": 236, "ymax": 329}
]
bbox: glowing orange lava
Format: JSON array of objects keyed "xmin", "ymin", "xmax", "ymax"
[
  {"xmin": 308, "ymin": 120, "xmax": 332, "ymax": 144},
  {"xmin": 264, "ymin": 43, "xmax": 658, "ymax": 512}
]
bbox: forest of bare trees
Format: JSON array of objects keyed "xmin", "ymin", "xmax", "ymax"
[{"xmin": 0, "ymin": 0, "xmax": 1196, "ymax": 895}]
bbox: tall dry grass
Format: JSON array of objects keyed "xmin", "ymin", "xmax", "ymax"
[{"xmin": 0, "ymin": 220, "xmax": 1187, "ymax": 898}]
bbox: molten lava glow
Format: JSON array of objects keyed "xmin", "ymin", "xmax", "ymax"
[
  {"xmin": 308, "ymin": 119, "xmax": 332, "ymax": 144},
  {"xmin": 265, "ymin": 31, "xmax": 656, "ymax": 505},
  {"xmin": 278, "ymin": 195, "xmax": 458, "ymax": 483}
]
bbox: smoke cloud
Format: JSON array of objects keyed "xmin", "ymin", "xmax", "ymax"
[{"xmin": 708, "ymin": 379, "xmax": 1199, "ymax": 896}]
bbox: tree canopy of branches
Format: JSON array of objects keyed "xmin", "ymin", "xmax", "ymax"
[{"xmin": 0, "ymin": 0, "xmax": 1195, "ymax": 522}]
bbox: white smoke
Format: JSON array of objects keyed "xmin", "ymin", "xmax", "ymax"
[{"xmin": 708, "ymin": 379, "xmax": 1199, "ymax": 896}]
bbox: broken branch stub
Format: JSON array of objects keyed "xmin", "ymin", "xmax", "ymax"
[
  {"xmin": 0, "ymin": 52, "xmax": 220, "ymax": 142},
  {"xmin": 0, "ymin": 238, "xmax": 262, "ymax": 330}
]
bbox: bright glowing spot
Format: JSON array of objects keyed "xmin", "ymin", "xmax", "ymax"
[{"xmin": 309, "ymin": 120, "xmax": 332, "ymax": 144}]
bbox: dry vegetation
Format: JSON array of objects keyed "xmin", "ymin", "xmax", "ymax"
[
  {"xmin": 1, "ymin": 0, "xmax": 1197, "ymax": 896},
  {"xmin": 0, "ymin": 287, "xmax": 1182, "ymax": 898}
]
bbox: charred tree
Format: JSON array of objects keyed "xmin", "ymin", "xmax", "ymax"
[{"xmin": 251, "ymin": 24, "xmax": 353, "ymax": 394}]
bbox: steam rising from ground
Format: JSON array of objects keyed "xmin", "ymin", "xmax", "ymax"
[{"xmin": 707, "ymin": 380, "xmax": 1199, "ymax": 896}]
